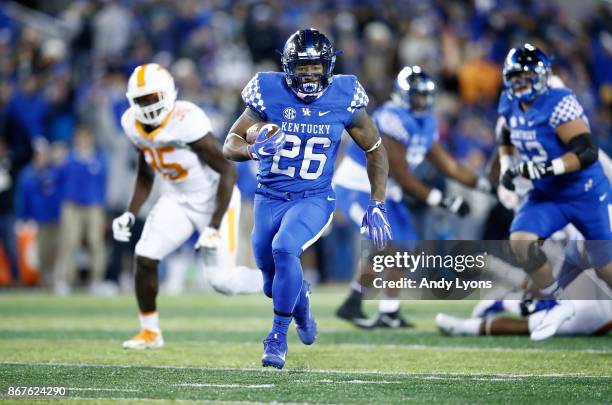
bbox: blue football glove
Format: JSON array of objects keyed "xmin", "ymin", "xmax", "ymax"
[
  {"xmin": 247, "ymin": 125, "xmax": 286, "ymax": 161},
  {"xmin": 360, "ymin": 200, "xmax": 393, "ymax": 250}
]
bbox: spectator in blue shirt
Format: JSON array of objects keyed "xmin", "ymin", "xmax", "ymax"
[
  {"xmin": 54, "ymin": 126, "xmax": 107, "ymax": 294},
  {"xmin": 14, "ymin": 138, "xmax": 64, "ymax": 287}
]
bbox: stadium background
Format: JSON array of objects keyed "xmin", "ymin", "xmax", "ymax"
[{"xmin": 0, "ymin": 0, "xmax": 611, "ymax": 291}]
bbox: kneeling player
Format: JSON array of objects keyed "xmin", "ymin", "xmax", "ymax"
[
  {"xmin": 436, "ymin": 254, "xmax": 612, "ymax": 339},
  {"xmin": 114, "ymin": 64, "xmax": 261, "ymax": 349}
]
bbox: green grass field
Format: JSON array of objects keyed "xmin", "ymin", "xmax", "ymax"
[{"xmin": 0, "ymin": 287, "xmax": 610, "ymax": 404}]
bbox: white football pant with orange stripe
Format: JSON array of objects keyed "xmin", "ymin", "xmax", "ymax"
[{"xmin": 136, "ymin": 186, "xmax": 263, "ymax": 295}]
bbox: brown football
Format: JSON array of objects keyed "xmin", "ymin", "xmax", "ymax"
[{"xmin": 246, "ymin": 122, "xmax": 280, "ymax": 144}]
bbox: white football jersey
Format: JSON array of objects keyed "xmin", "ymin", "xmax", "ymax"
[{"xmin": 121, "ymin": 100, "xmax": 219, "ymax": 201}]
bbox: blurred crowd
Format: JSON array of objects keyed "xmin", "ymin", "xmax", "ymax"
[{"xmin": 0, "ymin": 0, "xmax": 611, "ymax": 291}]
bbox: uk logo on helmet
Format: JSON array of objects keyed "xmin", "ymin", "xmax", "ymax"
[{"xmin": 283, "ymin": 107, "xmax": 297, "ymax": 120}]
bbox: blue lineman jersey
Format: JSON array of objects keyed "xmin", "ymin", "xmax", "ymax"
[
  {"xmin": 498, "ymin": 88, "xmax": 607, "ymax": 199},
  {"xmin": 344, "ymin": 101, "xmax": 438, "ymax": 170},
  {"xmin": 334, "ymin": 101, "xmax": 438, "ymax": 242},
  {"xmin": 336, "ymin": 101, "xmax": 438, "ymax": 200},
  {"xmin": 242, "ymin": 72, "xmax": 368, "ymax": 193}
]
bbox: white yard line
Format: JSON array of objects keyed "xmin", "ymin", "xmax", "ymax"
[
  {"xmin": 1, "ymin": 334, "xmax": 609, "ymax": 354},
  {"xmin": 70, "ymin": 387, "xmax": 141, "ymax": 392},
  {"xmin": 1, "ymin": 361, "xmax": 609, "ymax": 379},
  {"xmin": 174, "ymin": 383, "xmax": 275, "ymax": 388},
  {"xmin": 58, "ymin": 396, "xmax": 300, "ymax": 404}
]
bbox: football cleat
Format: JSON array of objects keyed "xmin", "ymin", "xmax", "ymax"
[
  {"xmin": 435, "ymin": 313, "xmax": 466, "ymax": 336},
  {"xmin": 336, "ymin": 297, "xmax": 368, "ymax": 324},
  {"xmin": 530, "ymin": 300, "xmax": 575, "ymax": 341},
  {"xmin": 261, "ymin": 333, "xmax": 288, "ymax": 369},
  {"xmin": 122, "ymin": 329, "xmax": 164, "ymax": 350},
  {"xmin": 293, "ymin": 281, "xmax": 317, "ymax": 345},
  {"xmin": 353, "ymin": 310, "xmax": 414, "ymax": 330}
]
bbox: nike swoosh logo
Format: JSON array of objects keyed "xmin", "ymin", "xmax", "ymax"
[
  {"xmin": 599, "ymin": 193, "xmax": 607, "ymax": 202},
  {"xmin": 257, "ymin": 147, "xmax": 271, "ymax": 156},
  {"xmin": 318, "ymin": 111, "xmax": 331, "ymax": 116},
  {"xmin": 327, "ymin": 196, "xmax": 335, "ymax": 201}
]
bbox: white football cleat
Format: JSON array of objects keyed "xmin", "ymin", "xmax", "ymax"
[
  {"xmin": 122, "ymin": 329, "xmax": 164, "ymax": 349},
  {"xmin": 530, "ymin": 300, "xmax": 575, "ymax": 341}
]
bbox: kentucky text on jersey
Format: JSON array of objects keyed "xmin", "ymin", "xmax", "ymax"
[{"xmin": 281, "ymin": 122, "xmax": 331, "ymax": 135}]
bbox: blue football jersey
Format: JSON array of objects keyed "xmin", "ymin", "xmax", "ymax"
[
  {"xmin": 498, "ymin": 88, "xmax": 607, "ymax": 199},
  {"xmin": 242, "ymin": 72, "xmax": 368, "ymax": 193},
  {"xmin": 345, "ymin": 101, "xmax": 438, "ymax": 170}
]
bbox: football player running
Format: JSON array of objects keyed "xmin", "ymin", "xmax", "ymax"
[
  {"xmin": 334, "ymin": 66, "xmax": 491, "ymax": 328},
  {"xmin": 115, "ymin": 63, "xmax": 261, "ymax": 350},
  {"xmin": 223, "ymin": 28, "xmax": 391, "ymax": 369},
  {"xmin": 497, "ymin": 44, "xmax": 612, "ymax": 340}
]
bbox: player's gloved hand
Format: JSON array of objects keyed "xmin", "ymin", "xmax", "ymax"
[
  {"xmin": 426, "ymin": 188, "xmax": 470, "ymax": 217},
  {"xmin": 516, "ymin": 161, "xmax": 553, "ymax": 180},
  {"xmin": 247, "ymin": 126, "xmax": 286, "ymax": 161},
  {"xmin": 112, "ymin": 212, "xmax": 135, "ymax": 242},
  {"xmin": 195, "ymin": 227, "xmax": 222, "ymax": 268},
  {"xmin": 497, "ymin": 185, "xmax": 520, "ymax": 210},
  {"xmin": 360, "ymin": 199, "xmax": 393, "ymax": 250},
  {"xmin": 194, "ymin": 227, "xmax": 222, "ymax": 251},
  {"xmin": 439, "ymin": 195, "xmax": 471, "ymax": 217},
  {"xmin": 500, "ymin": 168, "xmax": 518, "ymax": 191}
]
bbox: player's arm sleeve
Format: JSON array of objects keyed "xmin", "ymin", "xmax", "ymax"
[
  {"xmin": 374, "ymin": 110, "xmax": 410, "ymax": 144},
  {"xmin": 496, "ymin": 116, "xmax": 511, "ymax": 146},
  {"xmin": 345, "ymin": 79, "xmax": 369, "ymax": 127},
  {"xmin": 550, "ymin": 94, "xmax": 597, "ymax": 169},
  {"xmin": 567, "ymin": 133, "xmax": 598, "ymax": 168},
  {"xmin": 549, "ymin": 94, "xmax": 589, "ymax": 129},
  {"xmin": 241, "ymin": 74, "xmax": 268, "ymax": 121}
]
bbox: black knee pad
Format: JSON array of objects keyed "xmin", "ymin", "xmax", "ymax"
[{"xmin": 515, "ymin": 241, "xmax": 548, "ymax": 273}]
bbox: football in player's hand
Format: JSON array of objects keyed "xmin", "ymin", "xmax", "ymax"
[{"xmin": 246, "ymin": 123, "xmax": 280, "ymax": 144}]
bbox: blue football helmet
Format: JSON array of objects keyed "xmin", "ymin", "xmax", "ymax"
[
  {"xmin": 503, "ymin": 44, "xmax": 551, "ymax": 102},
  {"xmin": 281, "ymin": 28, "xmax": 337, "ymax": 102},
  {"xmin": 392, "ymin": 66, "xmax": 435, "ymax": 114}
]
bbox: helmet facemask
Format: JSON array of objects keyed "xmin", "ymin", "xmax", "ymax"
[
  {"xmin": 281, "ymin": 29, "xmax": 337, "ymax": 103},
  {"xmin": 284, "ymin": 57, "xmax": 334, "ymax": 102}
]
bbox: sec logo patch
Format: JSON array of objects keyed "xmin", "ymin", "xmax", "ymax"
[{"xmin": 283, "ymin": 107, "xmax": 296, "ymax": 120}]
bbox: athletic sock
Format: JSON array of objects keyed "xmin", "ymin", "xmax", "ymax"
[
  {"xmin": 378, "ymin": 298, "xmax": 400, "ymax": 314},
  {"xmin": 139, "ymin": 311, "xmax": 160, "ymax": 333},
  {"xmin": 350, "ymin": 280, "xmax": 366, "ymax": 295}
]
